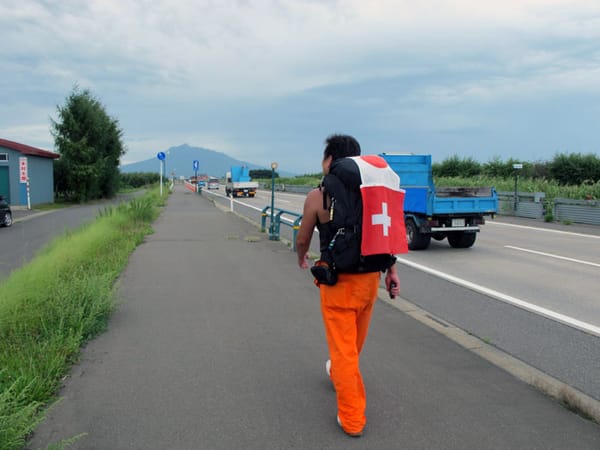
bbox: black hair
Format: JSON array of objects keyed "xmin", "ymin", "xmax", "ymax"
[{"xmin": 323, "ymin": 134, "xmax": 361, "ymax": 161}]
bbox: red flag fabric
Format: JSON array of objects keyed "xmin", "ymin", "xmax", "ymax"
[{"xmin": 352, "ymin": 156, "xmax": 408, "ymax": 255}]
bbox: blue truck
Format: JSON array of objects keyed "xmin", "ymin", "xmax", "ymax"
[
  {"xmin": 380, "ymin": 154, "xmax": 498, "ymax": 250},
  {"xmin": 225, "ymin": 166, "xmax": 258, "ymax": 197}
]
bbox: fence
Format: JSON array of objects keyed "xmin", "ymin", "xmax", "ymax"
[
  {"xmin": 554, "ymin": 198, "xmax": 600, "ymax": 226},
  {"xmin": 260, "ymin": 206, "xmax": 302, "ymax": 248},
  {"xmin": 251, "ymin": 185, "xmax": 600, "ymax": 228},
  {"xmin": 497, "ymin": 191, "xmax": 600, "ymax": 225},
  {"xmin": 258, "ymin": 183, "xmax": 313, "ymax": 195},
  {"xmin": 497, "ymin": 191, "xmax": 546, "ymax": 219}
]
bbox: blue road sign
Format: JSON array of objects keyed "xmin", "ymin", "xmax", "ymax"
[
  {"xmin": 193, "ymin": 160, "xmax": 199, "ymax": 171},
  {"xmin": 157, "ymin": 152, "xmax": 166, "ymax": 161}
]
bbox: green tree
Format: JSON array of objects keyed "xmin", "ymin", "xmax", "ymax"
[
  {"xmin": 549, "ymin": 152, "xmax": 600, "ymax": 185},
  {"xmin": 482, "ymin": 156, "xmax": 507, "ymax": 177},
  {"xmin": 52, "ymin": 87, "xmax": 125, "ymax": 202},
  {"xmin": 433, "ymin": 155, "xmax": 481, "ymax": 177}
]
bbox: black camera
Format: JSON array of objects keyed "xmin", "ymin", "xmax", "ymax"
[{"xmin": 310, "ymin": 261, "xmax": 338, "ymax": 286}]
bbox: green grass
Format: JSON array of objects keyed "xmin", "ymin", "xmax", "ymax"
[{"xmin": 0, "ymin": 187, "xmax": 167, "ymax": 450}]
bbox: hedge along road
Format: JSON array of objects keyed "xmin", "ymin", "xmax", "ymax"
[
  {"xmin": 0, "ymin": 192, "xmax": 145, "ymax": 280},
  {"xmin": 205, "ymin": 186, "xmax": 600, "ymax": 404}
]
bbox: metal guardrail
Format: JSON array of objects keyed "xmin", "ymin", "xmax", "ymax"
[
  {"xmin": 254, "ymin": 186, "xmax": 599, "ymax": 228},
  {"xmin": 554, "ymin": 197, "xmax": 600, "ymax": 226},
  {"xmin": 497, "ymin": 191, "xmax": 600, "ymax": 225},
  {"xmin": 184, "ymin": 181, "xmax": 201, "ymax": 193},
  {"xmin": 258, "ymin": 183, "xmax": 314, "ymax": 195},
  {"xmin": 497, "ymin": 191, "xmax": 546, "ymax": 219},
  {"xmin": 261, "ymin": 206, "xmax": 302, "ymax": 249}
]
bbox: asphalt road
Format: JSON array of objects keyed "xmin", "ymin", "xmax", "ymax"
[
  {"xmin": 27, "ymin": 186, "xmax": 600, "ymax": 449},
  {"xmin": 204, "ymin": 187, "xmax": 600, "ymax": 402},
  {"xmin": 0, "ymin": 192, "xmax": 143, "ymax": 280},
  {"xmin": 207, "ymin": 187, "xmax": 600, "ymax": 331}
]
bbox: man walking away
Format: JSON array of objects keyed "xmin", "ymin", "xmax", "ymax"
[{"xmin": 296, "ymin": 134, "xmax": 401, "ymax": 437}]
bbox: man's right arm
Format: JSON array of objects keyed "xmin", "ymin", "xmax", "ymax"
[{"xmin": 296, "ymin": 189, "xmax": 320, "ymax": 268}]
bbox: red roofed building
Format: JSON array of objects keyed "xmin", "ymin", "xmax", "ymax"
[{"xmin": 0, "ymin": 138, "xmax": 60, "ymax": 206}]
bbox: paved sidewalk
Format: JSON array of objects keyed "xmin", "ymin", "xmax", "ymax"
[{"xmin": 28, "ymin": 186, "xmax": 600, "ymax": 449}]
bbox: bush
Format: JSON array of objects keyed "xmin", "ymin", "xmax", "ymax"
[
  {"xmin": 433, "ymin": 155, "xmax": 481, "ymax": 177},
  {"xmin": 549, "ymin": 153, "xmax": 600, "ymax": 186}
]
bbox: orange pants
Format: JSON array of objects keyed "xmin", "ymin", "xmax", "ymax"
[{"xmin": 319, "ymin": 271, "xmax": 380, "ymax": 434}]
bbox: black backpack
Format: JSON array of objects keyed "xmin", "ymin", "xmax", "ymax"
[{"xmin": 320, "ymin": 158, "xmax": 396, "ymax": 273}]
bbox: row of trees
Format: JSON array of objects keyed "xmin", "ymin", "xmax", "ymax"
[
  {"xmin": 432, "ymin": 154, "xmax": 600, "ymax": 186},
  {"xmin": 119, "ymin": 172, "xmax": 161, "ymax": 189}
]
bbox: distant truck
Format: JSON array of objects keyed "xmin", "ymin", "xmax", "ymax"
[
  {"xmin": 380, "ymin": 154, "xmax": 498, "ymax": 250},
  {"xmin": 225, "ymin": 166, "xmax": 258, "ymax": 197}
]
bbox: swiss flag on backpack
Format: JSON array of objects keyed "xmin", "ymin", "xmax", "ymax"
[{"xmin": 352, "ymin": 156, "xmax": 409, "ymax": 256}]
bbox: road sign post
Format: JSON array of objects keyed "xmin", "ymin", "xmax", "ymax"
[
  {"xmin": 513, "ymin": 163, "xmax": 523, "ymax": 213},
  {"xmin": 193, "ymin": 160, "xmax": 200, "ymax": 193},
  {"xmin": 157, "ymin": 152, "xmax": 166, "ymax": 196},
  {"xmin": 19, "ymin": 157, "xmax": 31, "ymax": 209}
]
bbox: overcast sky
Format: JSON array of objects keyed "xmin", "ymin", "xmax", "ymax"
[{"xmin": 2, "ymin": 0, "xmax": 600, "ymax": 174}]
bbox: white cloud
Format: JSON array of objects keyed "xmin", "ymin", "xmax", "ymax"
[
  {"xmin": 2, "ymin": 0, "xmax": 600, "ymax": 166},
  {"xmin": 5, "ymin": 0, "xmax": 600, "ymax": 99}
]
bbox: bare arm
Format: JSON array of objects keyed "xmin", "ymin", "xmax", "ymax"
[{"xmin": 296, "ymin": 189, "xmax": 321, "ymax": 268}]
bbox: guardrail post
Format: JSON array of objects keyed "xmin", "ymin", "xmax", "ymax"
[
  {"xmin": 261, "ymin": 207, "xmax": 269, "ymax": 233},
  {"xmin": 292, "ymin": 216, "xmax": 302, "ymax": 251},
  {"xmin": 272, "ymin": 210, "xmax": 284, "ymax": 241}
]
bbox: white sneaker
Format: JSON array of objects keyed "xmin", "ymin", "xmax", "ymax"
[
  {"xmin": 337, "ymin": 415, "xmax": 362, "ymax": 437},
  {"xmin": 325, "ymin": 359, "xmax": 335, "ymax": 391}
]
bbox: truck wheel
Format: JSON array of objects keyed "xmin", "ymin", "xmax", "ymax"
[
  {"xmin": 447, "ymin": 231, "xmax": 477, "ymax": 248},
  {"xmin": 406, "ymin": 219, "xmax": 431, "ymax": 250}
]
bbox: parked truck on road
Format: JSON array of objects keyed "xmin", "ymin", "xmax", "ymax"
[
  {"xmin": 380, "ymin": 154, "xmax": 498, "ymax": 250},
  {"xmin": 225, "ymin": 166, "xmax": 258, "ymax": 197}
]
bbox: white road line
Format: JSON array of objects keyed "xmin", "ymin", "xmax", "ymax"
[
  {"xmin": 488, "ymin": 221, "xmax": 600, "ymax": 239},
  {"xmin": 505, "ymin": 245, "xmax": 600, "ymax": 268},
  {"xmin": 220, "ymin": 197, "xmax": 263, "ymax": 212},
  {"xmin": 395, "ymin": 256, "xmax": 600, "ymax": 338}
]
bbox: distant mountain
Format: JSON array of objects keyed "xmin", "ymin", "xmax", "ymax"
[{"xmin": 120, "ymin": 144, "xmax": 295, "ymax": 177}]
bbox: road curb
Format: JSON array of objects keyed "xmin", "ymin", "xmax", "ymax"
[{"xmin": 378, "ymin": 290, "xmax": 600, "ymax": 425}]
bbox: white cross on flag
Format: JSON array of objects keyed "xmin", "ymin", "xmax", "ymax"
[{"xmin": 351, "ymin": 155, "xmax": 408, "ymax": 255}]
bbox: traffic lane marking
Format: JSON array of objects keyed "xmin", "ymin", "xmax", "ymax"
[
  {"xmin": 505, "ymin": 245, "xmax": 600, "ymax": 268},
  {"xmin": 487, "ymin": 221, "xmax": 600, "ymax": 239},
  {"xmin": 395, "ymin": 256, "xmax": 600, "ymax": 338}
]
